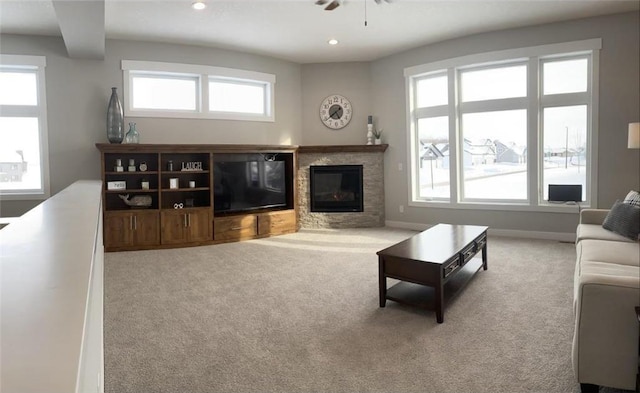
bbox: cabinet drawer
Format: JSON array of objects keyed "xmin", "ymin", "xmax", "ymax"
[
  {"xmin": 214, "ymin": 215, "xmax": 257, "ymax": 241},
  {"xmin": 443, "ymin": 256, "xmax": 461, "ymax": 278},
  {"xmin": 461, "ymin": 243, "xmax": 476, "ymax": 263},
  {"xmin": 257, "ymin": 210, "xmax": 296, "ymax": 236},
  {"xmin": 475, "ymin": 234, "xmax": 487, "ymax": 251}
]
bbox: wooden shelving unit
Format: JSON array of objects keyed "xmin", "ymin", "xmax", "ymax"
[{"xmin": 96, "ymin": 143, "xmax": 298, "ymax": 251}]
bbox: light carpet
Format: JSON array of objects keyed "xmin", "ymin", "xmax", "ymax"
[{"xmin": 105, "ymin": 227, "xmax": 605, "ymax": 393}]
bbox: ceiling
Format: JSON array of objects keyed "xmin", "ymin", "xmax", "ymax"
[{"xmin": 0, "ymin": 0, "xmax": 638, "ymax": 63}]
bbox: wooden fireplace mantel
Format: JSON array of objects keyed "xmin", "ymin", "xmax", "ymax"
[{"xmin": 298, "ymin": 144, "xmax": 388, "ymax": 154}]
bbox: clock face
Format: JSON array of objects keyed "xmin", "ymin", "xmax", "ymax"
[{"xmin": 320, "ymin": 95, "xmax": 352, "ymax": 130}]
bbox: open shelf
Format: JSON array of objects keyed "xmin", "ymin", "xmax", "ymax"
[
  {"xmin": 161, "ymin": 170, "xmax": 209, "ymax": 175},
  {"xmin": 385, "ymin": 258, "xmax": 484, "ymax": 311},
  {"xmin": 105, "ymin": 171, "xmax": 159, "ymax": 176},
  {"xmin": 162, "ymin": 187, "xmax": 209, "ymax": 192},
  {"xmin": 105, "ymin": 189, "xmax": 159, "ymax": 193}
]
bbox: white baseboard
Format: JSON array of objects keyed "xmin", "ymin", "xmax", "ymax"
[
  {"xmin": 384, "ymin": 220, "xmax": 431, "ymax": 231},
  {"xmin": 488, "ymin": 228, "xmax": 575, "ymax": 242},
  {"xmin": 385, "ymin": 220, "xmax": 576, "ymax": 242}
]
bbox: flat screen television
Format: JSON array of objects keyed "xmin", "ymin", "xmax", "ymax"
[
  {"xmin": 213, "ymin": 159, "xmax": 287, "ymax": 213},
  {"xmin": 548, "ymin": 184, "xmax": 583, "ymax": 202}
]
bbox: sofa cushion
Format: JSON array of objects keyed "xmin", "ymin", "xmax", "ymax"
[
  {"xmin": 578, "ymin": 260, "xmax": 640, "ymax": 279},
  {"xmin": 576, "ymin": 224, "xmax": 635, "ymax": 243},
  {"xmin": 623, "ymin": 190, "xmax": 640, "ymax": 207},
  {"xmin": 602, "ymin": 201, "xmax": 640, "ymax": 241},
  {"xmin": 577, "ymin": 239, "xmax": 640, "ymax": 267}
]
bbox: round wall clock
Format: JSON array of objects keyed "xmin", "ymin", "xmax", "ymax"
[{"xmin": 320, "ymin": 94, "xmax": 352, "ymax": 130}]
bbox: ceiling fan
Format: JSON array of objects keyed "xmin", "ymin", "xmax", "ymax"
[{"xmin": 315, "ymin": 0, "xmax": 392, "ymax": 11}]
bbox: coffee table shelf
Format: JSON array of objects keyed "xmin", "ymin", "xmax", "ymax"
[{"xmin": 385, "ymin": 257, "xmax": 484, "ymax": 311}]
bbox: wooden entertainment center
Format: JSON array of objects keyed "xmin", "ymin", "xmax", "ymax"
[{"xmin": 96, "ymin": 144, "xmax": 297, "ymax": 252}]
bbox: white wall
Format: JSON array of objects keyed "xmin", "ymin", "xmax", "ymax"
[
  {"xmin": 371, "ymin": 12, "xmax": 640, "ymax": 234},
  {"xmin": 301, "ymin": 62, "xmax": 371, "ymax": 145}
]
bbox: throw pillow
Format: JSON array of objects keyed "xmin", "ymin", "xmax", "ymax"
[
  {"xmin": 602, "ymin": 200, "xmax": 640, "ymax": 241},
  {"xmin": 623, "ymin": 190, "xmax": 640, "ymax": 207}
]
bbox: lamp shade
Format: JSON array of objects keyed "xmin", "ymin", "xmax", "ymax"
[{"xmin": 629, "ymin": 122, "xmax": 640, "ymax": 149}]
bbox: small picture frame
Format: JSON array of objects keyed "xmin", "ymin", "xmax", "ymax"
[{"xmin": 107, "ymin": 181, "xmax": 126, "ymax": 190}]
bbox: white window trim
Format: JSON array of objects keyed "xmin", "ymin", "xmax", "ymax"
[
  {"xmin": 404, "ymin": 39, "xmax": 601, "ymax": 213},
  {"xmin": 0, "ymin": 54, "xmax": 50, "ymax": 200},
  {"xmin": 122, "ymin": 60, "xmax": 275, "ymax": 122}
]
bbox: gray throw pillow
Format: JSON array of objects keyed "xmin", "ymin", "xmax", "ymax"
[{"xmin": 602, "ymin": 200, "xmax": 640, "ymax": 241}]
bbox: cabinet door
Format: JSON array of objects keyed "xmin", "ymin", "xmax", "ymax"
[
  {"xmin": 186, "ymin": 208, "xmax": 212, "ymax": 243},
  {"xmin": 132, "ymin": 211, "xmax": 160, "ymax": 246},
  {"xmin": 160, "ymin": 210, "xmax": 188, "ymax": 245},
  {"xmin": 104, "ymin": 212, "xmax": 133, "ymax": 248}
]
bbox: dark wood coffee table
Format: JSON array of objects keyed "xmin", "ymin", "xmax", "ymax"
[{"xmin": 377, "ymin": 224, "xmax": 488, "ymax": 323}]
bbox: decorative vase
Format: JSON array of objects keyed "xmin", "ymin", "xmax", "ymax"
[
  {"xmin": 124, "ymin": 122, "xmax": 140, "ymax": 144},
  {"xmin": 375, "ymin": 138, "xmax": 382, "ymax": 145},
  {"xmin": 106, "ymin": 87, "xmax": 124, "ymax": 144}
]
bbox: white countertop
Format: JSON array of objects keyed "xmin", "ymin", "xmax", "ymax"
[{"xmin": 1, "ymin": 180, "xmax": 103, "ymax": 393}]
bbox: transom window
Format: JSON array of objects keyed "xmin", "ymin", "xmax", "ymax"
[
  {"xmin": 131, "ymin": 73, "xmax": 198, "ymax": 111},
  {"xmin": 122, "ymin": 60, "xmax": 275, "ymax": 121},
  {"xmin": 208, "ymin": 79, "xmax": 267, "ymax": 114},
  {"xmin": 405, "ymin": 39, "xmax": 600, "ymax": 211},
  {"xmin": 0, "ymin": 55, "xmax": 50, "ymax": 199}
]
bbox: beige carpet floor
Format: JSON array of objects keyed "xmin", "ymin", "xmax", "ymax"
[{"xmin": 104, "ymin": 227, "xmax": 617, "ymax": 393}]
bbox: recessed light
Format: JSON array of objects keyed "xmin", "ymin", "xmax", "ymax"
[
  {"xmin": 192, "ymin": 1, "xmax": 206, "ymax": 10},
  {"xmin": 328, "ymin": 39, "xmax": 339, "ymax": 45}
]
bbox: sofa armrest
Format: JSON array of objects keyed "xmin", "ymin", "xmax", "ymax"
[{"xmin": 579, "ymin": 209, "xmax": 610, "ymax": 225}]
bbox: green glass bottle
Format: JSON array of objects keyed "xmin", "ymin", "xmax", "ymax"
[{"xmin": 124, "ymin": 122, "xmax": 140, "ymax": 144}]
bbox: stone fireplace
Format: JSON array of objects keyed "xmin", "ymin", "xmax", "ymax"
[{"xmin": 297, "ymin": 145, "xmax": 387, "ymax": 228}]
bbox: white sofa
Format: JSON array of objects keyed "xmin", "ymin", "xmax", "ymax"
[{"xmin": 572, "ymin": 208, "xmax": 640, "ymax": 392}]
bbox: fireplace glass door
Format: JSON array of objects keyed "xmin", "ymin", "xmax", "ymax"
[{"xmin": 310, "ymin": 165, "xmax": 363, "ymax": 212}]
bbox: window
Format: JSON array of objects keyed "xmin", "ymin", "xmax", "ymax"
[
  {"xmin": 540, "ymin": 56, "xmax": 591, "ymax": 202},
  {"xmin": 405, "ymin": 39, "xmax": 600, "ymax": 211},
  {"xmin": 0, "ymin": 55, "xmax": 50, "ymax": 199},
  {"xmin": 122, "ymin": 60, "xmax": 275, "ymax": 121},
  {"xmin": 209, "ymin": 79, "xmax": 267, "ymax": 114},
  {"xmin": 417, "ymin": 116, "xmax": 450, "ymax": 199},
  {"xmin": 460, "ymin": 64, "xmax": 527, "ymax": 102},
  {"xmin": 131, "ymin": 73, "xmax": 198, "ymax": 111},
  {"xmin": 461, "ymin": 109, "xmax": 528, "ymax": 201}
]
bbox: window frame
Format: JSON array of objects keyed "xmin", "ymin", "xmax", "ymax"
[
  {"xmin": 458, "ymin": 60, "xmax": 530, "ymax": 204},
  {"xmin": 0, "ymin": 54, "xmax": 50, "ymax": 200},
  {"xmin": 404, "ymin": 39, "xmax": 601, "ymax": 213},
  {"xmin": 122, "ymin": 60, "xmax": 275, "ymax": 122}
]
